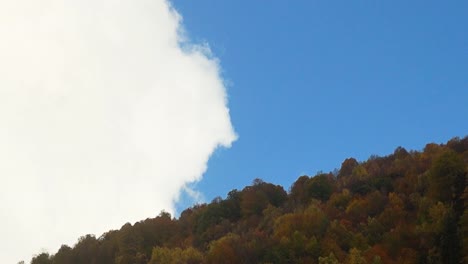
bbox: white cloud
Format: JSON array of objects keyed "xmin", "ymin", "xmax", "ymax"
[{"xmin": 0, "ymin": 0, "xmax": 236, "ymax": 262}]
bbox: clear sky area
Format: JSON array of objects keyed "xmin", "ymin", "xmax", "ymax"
[{"xmin": 172, "ymin": 0, "xmax": 468, "ymax": 210}]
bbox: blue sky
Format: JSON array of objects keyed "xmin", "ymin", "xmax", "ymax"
[{"xmin": 173, "ymin": 0, "xmax": 468, "ymax": 210}]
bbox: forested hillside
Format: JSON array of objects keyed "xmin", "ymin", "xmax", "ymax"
[{"xmin": 29, "ymin": 137, "xmax": 467, "ymax": 264}]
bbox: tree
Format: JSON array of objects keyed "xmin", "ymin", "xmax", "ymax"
[
  {"xmin": 206, "ymin": 234, "xmax": 245, "ymax": 264},
  {"xmin": 240, "ymin": 179, "xmax": 287, "ymax": 217},
  {"xmin": 319, "ymin": 253, "xmax": 340, "ymax": 264},
  {"xmin": 290, "ymin": 174, "xmax": 335, "ymax": 205},
  {"xmin": 308, "ymin": 173, "xmax": 335, "ymax": 202},
  {"xmin": 24, "ymin": 137, "xmax": 468, "ymax": 264},
  {"xmin": 428, "ymin": 150, "xmax": 465, "ymax": 203},
  {"xmin": 339, "ymin": 158, "xmax": 359, "ymax": 178},
  {"xmin": 30, "ymin": 253, "xmax": 52, "ymax": 264},
  {"xmin": 290, "ymin": 175, "xmax": 310, "ymax": 205},
  {"xmin": 439, "ymin": 212, "xmax": 461, "ymax": 264},
  {"xmin": 72, "ymin": 235, "xmax": 100, "ymax": 264},
  {"xmin": 274, "ymin": 203, "xmax": 328, "ymax": 240},
  {"xmin": 346, "ymin": 198, "xmax": 368, "ymax": 223},
  {"xmin": 460, "ymin": 205, "xmax": 468, "ymax": 263},
  {"xmin": 346, "ymin": 248, "xmax": 367, "ymax": 264},
  {"xmin": 370, "ymin": 256, "xmax": 383, "ymax": 264},
  {"xmin": 149, "ymin": 247, "xmax": 203, "ymax": 264},
  {"xmin": 52, "ymin": 245, "xmax": 73, "ymax": 264},
  {"xmin": 378, "ymin": 193, "xmax": 405, "ymax": 230}
]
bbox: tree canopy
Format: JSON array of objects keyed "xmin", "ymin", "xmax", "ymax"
[{"xmin": 28, "ymin": 136, "xmax": 467, "ymax": 264}]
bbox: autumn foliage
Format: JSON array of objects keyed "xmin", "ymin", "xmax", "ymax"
[{"xmin": 30, "ymin": 136, "xmax": 467, "ymax": 264}]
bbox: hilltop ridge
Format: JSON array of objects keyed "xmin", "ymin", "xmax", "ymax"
[{"xmin": 29, "ymin": 136, "xmax": 467, "ymax": 264}]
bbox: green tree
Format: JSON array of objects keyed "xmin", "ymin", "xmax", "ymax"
[
  {"xmin": 309, "ymin": 174, "xmax": 335, "ymax": 202},
  {"xmin": 429, "ymin": 150, "xmax": 465, "ymax": 203},
  {"xmin": 439, "ymin": 212, "xmax": 461, "ymax": 264},
  {"xmin": 319, "ymin": 252, "xmax": 340, "ymax": 264}
]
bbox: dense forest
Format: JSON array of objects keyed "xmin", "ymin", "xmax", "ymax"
[{"xmin": 28, "ymin": 137, "xmax": 467, "ymax": 264}]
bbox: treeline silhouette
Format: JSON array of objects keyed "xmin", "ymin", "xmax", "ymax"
[{"xmin": 29, "ymin": 136, "xmax": 467, "ymax": 264}]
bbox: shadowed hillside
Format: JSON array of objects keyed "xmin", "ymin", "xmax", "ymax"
[{"xmin": 29, "ymin": 136, "xmax": 467, "ymax": 264}]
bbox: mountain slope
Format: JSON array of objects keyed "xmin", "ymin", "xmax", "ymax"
[{"xmin": 29, "ymin": 136, "xmax": 467, "ymax": 264}]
